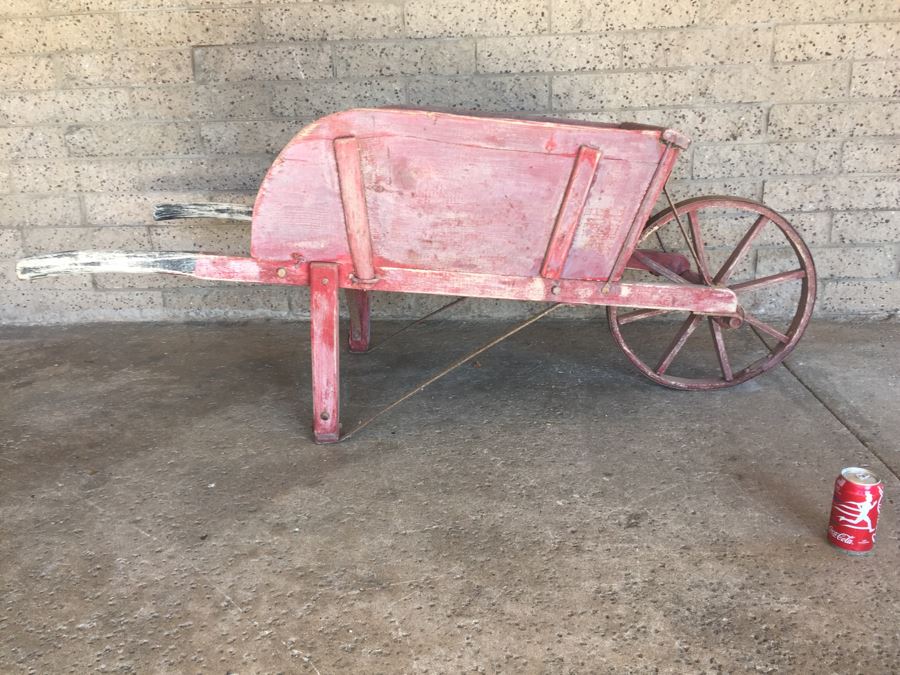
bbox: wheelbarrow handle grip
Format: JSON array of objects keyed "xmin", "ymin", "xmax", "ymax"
[
  {"xmin": 16, "ymin": 251, "xmax": 200, "ymax": 280},
  {"xmin": 17, "ymin": 251, "xmax": 309, "ymax": 285}
]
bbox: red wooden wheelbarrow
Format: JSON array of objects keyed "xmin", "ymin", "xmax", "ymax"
[{"xmin": 18, "ymin": 108, "xmax": 816, "ymax": 442}]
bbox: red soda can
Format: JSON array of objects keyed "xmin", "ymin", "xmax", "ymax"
[{"xmin": 827, "ymin": 467, "xmax": 883, "ymax": 555}]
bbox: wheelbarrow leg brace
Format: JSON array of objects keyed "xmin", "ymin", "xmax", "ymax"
[
  {"xmin": 310, "ymin": 262, "xmax": 341, "ymax": 443},
  {"xmin": 345, "ymin": 289, "xmax": 371, "ymax": 353}
]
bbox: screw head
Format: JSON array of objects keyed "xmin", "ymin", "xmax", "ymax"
[
  {"xmin": 551, "ymin": 285, "xmax": 560, "ymax": 295},
  {"xmin": 320, "ymin": 411, "xmax": 330, "ymax": 421},
  {"xmin": 322, "ymin": 277, "xmax": 329, "ymax": 285},
  {"xmin": 276, "ymin": 267, "xmax": 287, "ymax": 278}
]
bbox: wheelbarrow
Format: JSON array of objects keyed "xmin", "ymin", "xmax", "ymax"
[{"xmin": 17, "ymin": 108, "xmax": 816, "ymax": 442}]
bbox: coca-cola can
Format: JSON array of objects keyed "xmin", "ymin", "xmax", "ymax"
[{"xmin": 827, "ymin": 467, "xmax": 883, "ymax": 556}]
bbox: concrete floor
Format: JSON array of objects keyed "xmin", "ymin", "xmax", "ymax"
[{"xmin": 1, "ymin": 317, "xmax": 897, "ymax": 673}]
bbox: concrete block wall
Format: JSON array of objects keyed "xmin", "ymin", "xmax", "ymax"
[{"xmin": 1, "ymin": 0, "xmax": 898, "ymax": 323}]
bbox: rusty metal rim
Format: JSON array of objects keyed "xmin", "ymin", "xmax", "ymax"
[{"xmin": 607, "ymin": 195, "xmax": 817, "ymax": 391}]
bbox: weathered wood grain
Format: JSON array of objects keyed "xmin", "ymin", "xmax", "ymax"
[
  {"xmin": 153, "ymin": 202, "xmax": 253, "ymax": 222},
  {"xmin": 310, "ymin": 262, "xmax": 341, "ymax": 443},
  {"xmin": 540, "ymin": 145, "xmax": 601, "ymax": 280},
  {"xmin": 334, "ymin": 136, "xmax": 377, "ymax": 281}
]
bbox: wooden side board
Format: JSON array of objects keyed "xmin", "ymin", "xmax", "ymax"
[{"xmin": 252, "ymin": 108, "xmax": 685, "ymax": 283}]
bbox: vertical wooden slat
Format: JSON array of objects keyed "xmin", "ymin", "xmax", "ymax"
[
  {"xmin": 310, "ymin": 262, "xmax": 341, "ymax": 443},
  {"xmin": 540, "ymin": 145, "xmax": 602, "ymax": 279},
  {"xmin": 334, "ymin": 136, "xmax": 377, "ymax": 281}
]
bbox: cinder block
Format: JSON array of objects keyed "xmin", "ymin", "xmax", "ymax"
[
  {"xmin": 774, "ymin": 23, "xmax": 900, "ymax": 62},
  {"xmin": 0, "ymin": 0, "xmax": 46, "ymax": 17},
  {"xmin": 477, "ymin": 35, "xmax": 618, "ymax": 74},
  {"xmin": 623, "ymin": 27, "xmax": 772, "ymax": 68},
  {"xmin": 759, "ymin": 245, "xmax": 895, "ymax": 279},
  {"xmin": 162, "ymin": 287, "xmax": 291, "ymax": 317},
  {"xmin": 407, "ymin": 75, "xmax": 549, "ymax": 112},
  {"xmin": 194, "ymin": 44, "xmax": 333, "ymax": 83},
  {"xmin": 149, "ymin": 222, "xmax": 251, "ymax": 255},
  {"xmin": 22, "ymin": 226, "xmax": 151, "ymax": 253},
  {"xmin": 0, "ymin": 229, "xmax": 22, "ymax": 257},
  {"xmin": 57, "ymin": 50, "xmax": 193, "ymax": 87},
  {"xmin": 554, "ymin": 0, "xmax": 697, "ymax": 31},
  {"xmin": 42, "ymin": 0, "xmax": 118, "ymax": 11},
  {"xmin": 820, "ymin": 279, "xmax": 900, "ymax": 315},
  {"xmin": 700, "ymin": 63, "xmax": 849, "ymax": 104},
  {"xmin": 553, "ymin": 71, "xmax": 698, "ymax": 110},
  {"xmin": 0, "ymin": 15, "xmax": 118, "ymax": 55},
  {"xmin": 700, "ymin": 0, "xmax": 900, "ymax": 26},
  {"xmin": 0, "ymin": 195, "xmax": 81, "ymax": 228},
  {"xmin": 768, "ymin": 102, "xmax": 900, "ymax": 139},
  {"xmin": 0, "ymin": 127, "xmax": 67, "ymax": 160},
  {"xmin": 201, "ymin": 120, "xmax": 304, "ymax": 155},
  {"xmin": 832, "ymin": 211, "xmax": 900, "ymax": 244},
  {"xmin": 665, "ymin": 178, "xmax": 763, "ymax": 202},
  {"xmin": 406, "ymin": 0, "xmax": 546, "ymax": 38},
  {"xmin": 0, "ymin": 89, "xmax": 131, "ymax": 125},
  {"xmin": 770, "ymin": 212, "xmax": 832, "ymax": 247},
  {"xmin": 692, "ymin": 142, "xmax": 841, "ymax": 179},
  {"xmin": 572, "ymin": 106, "xmax": 766, "ymax": 143},
  {"xmin": 64, "ymin": 123, "xmax": 203, "ymax": 158},
  {"xmin": 12, "ymin": 159, "xmax": 146, "ymax": 193},
  {"xmin": 842, "ymin": 139, "xmax": 900, "ymax": 173},
  {"xmin": 334, "ymin": 39, "xmax": 475, "ymax": 78},
  {"xmin": 851, "ymin": 61, "xmax": 900, "ymax": 99},
  {"xmin": 654, "ymin": 210, "xmax": 830, "ymax": 251},
  {"xmin": 120, "ymin": 9, "xmax": 259, "ymax": 49},
  {"xmin": 0, "ymin": 289, "xmax": 166, "ymax": 324},
  {"xmin": 764, "ymin": 176, "xmax": 900, "ymax": 211},
  {"xmin": 270, "ymin": 79, "xmax": 404, "ymax": 118},
  {"xmin": 562, "ymin": 64, "xmax": 845, "ymax": 110},
  {"xmin": 262, "ymin": 2, "xmax": 402, "ymax": 42},
  {"xmin": 136, "ymin": 156, "xmax": 272, "ymax": 193},
  {"xmin": 0, "ymin": 55, "xmax": 54, "ymax": 89},
  {"xmin": 129, "ymin": 84, "xmax": 270, "ymax": 121},
  {"xmin": 83, "ymin": 191, "xmax": 255, "ymax": 226}
]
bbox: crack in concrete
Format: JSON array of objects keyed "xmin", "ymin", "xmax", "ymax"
[{"xmin": 780, "ymin": 360, "xmax": 900, "ymax": 482}]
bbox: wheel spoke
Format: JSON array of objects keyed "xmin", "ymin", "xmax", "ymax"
[
  {"xmin": 730, "ymin": 268, "xmax": 806, "ymax": 293},
  {"xmin": 714, "ymin": 215, "xmax": 768, "ymax": 284},
  {"xmin": 708, "ymin": 318, "xmax": 733, "ymax": 381},
  {"xmin": 618, "ymin": 308, "xmax": 673, "ymax": 325},
  {"xmin": 744, "ymin": 313, "xmax": 789, "ymax": 344},
  {"xmin": 655, "ymin": 313, "xmax": 702, "ymax": 375},
  {"xmin": 689, "ymin": 211, "xmax": 713, "ymax": 285},
  {"xmin": 630, "ymin": 249, "xmax": 687, "ymax": 285}
]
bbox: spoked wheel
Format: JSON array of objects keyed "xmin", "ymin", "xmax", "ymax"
[{"xmin": 608, "ymin": 196, "xmax": 816, "ymax": 390}]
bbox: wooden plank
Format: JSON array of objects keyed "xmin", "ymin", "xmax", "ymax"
[
  {"xmin": 310, "ymin": 262, "xmax": 341, "ymax": 443},
  {"xmin": 345, "ymin": 288, "xmax": 371, "ymax": 353},
  {"xmin": 605, "ymin": 141, "xmax": 681, "ymax": 284},
  {"xmin": 282, "ymin": 108, "xmax": 672, "ymax": 163},
  {"xmin": 540, "ymin": 145, "xmax": 601, "ymax": 279},
  {"xmin": 16, "ymin": 251, "xmax": 308, "ymax": 285},
  {"xmin": 17, "ymin": 251, "xmax": 735, "ymax": 314},
  {"xmin": 334, "ymin": 136, "xmax": 377, "ymax": 281},
  {"xmin": 252, "ymin": 108, "xmax": 679, "ymax": 279},
  {"xmin": 153, "ymin": 202, "xmax": 252, "ymax": 221},
  {"xmin": 342, "ymin": 265, "xmax": 738, "ymax": 315}
]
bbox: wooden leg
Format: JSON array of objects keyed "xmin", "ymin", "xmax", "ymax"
[
  {"xmin": 310, "ymin": 262, "xmax": 340, "ymax": 443},
  {"xmin": 345, "ymin": 288, "xmax": 371, "ymax": 353}
]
